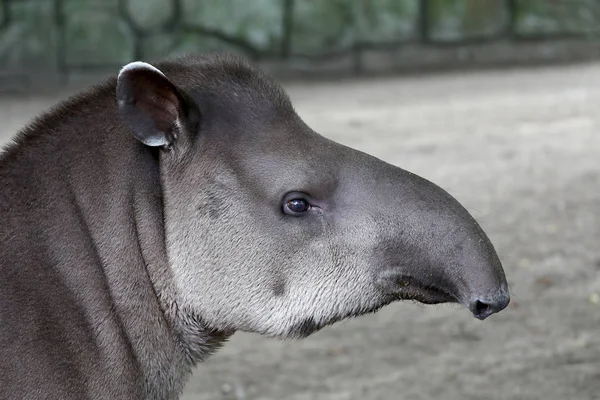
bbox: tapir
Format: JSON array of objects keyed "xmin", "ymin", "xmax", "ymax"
[{"xmin": 0, "ymin": 53, "xmax": 509, "ymax": 399}]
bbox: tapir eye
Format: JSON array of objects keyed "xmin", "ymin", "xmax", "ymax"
[{"xmin": 283, "ymin": 198, "xmax": 311, "ymax": 215}]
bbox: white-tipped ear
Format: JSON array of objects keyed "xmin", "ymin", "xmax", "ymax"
[
  {"xmin": 116, "ymin": 61, "xmax": 184, "ymax": 148},
  {"xmin": 118, "ymin": 61, "xmax": 167, "ymax": 80}
]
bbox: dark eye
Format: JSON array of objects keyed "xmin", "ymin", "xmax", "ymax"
[{"xmin": 284, "ymin": 198, "xmax": 310, "ymax": 215}]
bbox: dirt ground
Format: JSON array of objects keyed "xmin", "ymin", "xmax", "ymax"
[{"xmin": 2, "ymin": 62, "xmax": 600, "ymax": 400}]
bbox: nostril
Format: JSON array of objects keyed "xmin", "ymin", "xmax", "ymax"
[
  {"xmin": 469, "ymin": 291, "xmax": 510, "ymax": 320},
  {"xmin": 473, "ymin": 300, "xmax": 491, "ymax": 316}
]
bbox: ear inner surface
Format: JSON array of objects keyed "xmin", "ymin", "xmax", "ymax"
[{"xmin": 117, "ymin": 62, "xmax": 185, "ymax": 148}]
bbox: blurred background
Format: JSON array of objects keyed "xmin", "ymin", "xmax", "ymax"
[
  {"xmin": 2, "ymin": 1, "xmax": 600, "ymax": 399},
  {"xmin": 4, "ymin": 0, "xmax": 600, "ymax": 88}
]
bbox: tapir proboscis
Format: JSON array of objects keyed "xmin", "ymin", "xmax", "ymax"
[{"xmin": 0, "ymin": 53, "xmax": 509, "ymax": 399}]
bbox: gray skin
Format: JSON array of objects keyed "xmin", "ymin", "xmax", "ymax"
[{"xmin": 0, "ymin": 54, "xmax": 509, "ymax": 400}]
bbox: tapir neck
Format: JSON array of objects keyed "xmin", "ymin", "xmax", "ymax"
[{"xmin": 0, "ymin": 87, "xmax": 227, "ymax": 399}]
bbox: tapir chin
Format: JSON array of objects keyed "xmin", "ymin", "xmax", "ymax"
[{"xmin": 0, "ymin": 53, "xmax": 509, "ymax": 399}]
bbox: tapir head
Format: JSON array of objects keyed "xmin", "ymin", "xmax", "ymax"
[{"xmin": 116, "ymin": 55, "xmax": 509, "ymax": 339}]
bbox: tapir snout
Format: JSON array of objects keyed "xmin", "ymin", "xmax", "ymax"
[{"xmin": 323, "ymin": 146, "xmax": 510, "ymax": 321}]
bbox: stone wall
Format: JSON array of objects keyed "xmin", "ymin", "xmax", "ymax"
[{"xmin": 2, "ymin": 0, "xmax": 600, "ymax": 91}]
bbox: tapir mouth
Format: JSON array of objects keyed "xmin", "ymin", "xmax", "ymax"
[
  {"xmin": 377, "ymin": 270, "xmax": 510, "ymax": 320},
  {"xmin": 377, "ymin": 272, "xmax": 460, "ymax": 306},
  {"xmin": 392, "ymin": 280, "xmax": 459, "ymax": 305}
]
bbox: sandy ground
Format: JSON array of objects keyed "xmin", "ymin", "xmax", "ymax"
[{"xmin": 2, "ymin": 63, "xmax": 600, "ymax": 400}]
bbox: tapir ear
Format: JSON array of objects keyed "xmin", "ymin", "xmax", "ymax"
[{"xmin": 117, "ymin": 61, "xmax": 190, "ymax": 148}]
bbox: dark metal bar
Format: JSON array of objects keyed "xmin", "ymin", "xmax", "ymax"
[
  {"xmin": 183, "ymin": 25, "xmax": 262, "ymax": 59},
  {"xmin": 352, "ymin": 0, "xmax": 366, "ymax": 74},
  {"xmin": 117, "ymin": 0, "xmax": 143, "ymax": 59},
  {"xmin": 281, "ymin": 0, "xmax": 294, "ymax": 58},
  {"xmin": 0, "ymin": 0, "xmax": 11, "ymax": 30},
  {"xmin": 505, "ymin": 0, "xmax": 518, "ymax": 37},
  {"xmin": 53, "ymin": 0, "xmax": 68, "ymax": 85},
  {"xmin": 164, "ymin": 0, "xmax": 181, "ymax": 32},
  {"xmin": 419, "ymin": 0, "xmax": 430, "ymax": 44}
]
